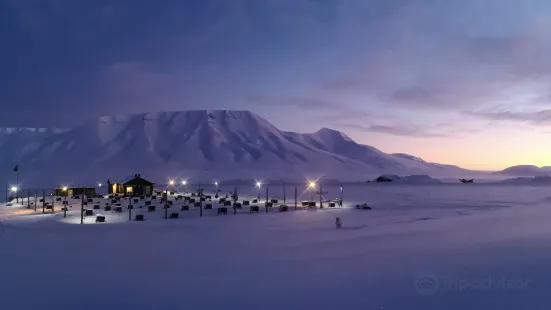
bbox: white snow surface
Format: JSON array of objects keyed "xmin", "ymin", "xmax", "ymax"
[
  {"xmin": 0, "ymin": 110, "xmax": 471, "ymax": 185},
  {"xmin": 1, "ymin": 184, "xmax": 550, "ymax": 309}
]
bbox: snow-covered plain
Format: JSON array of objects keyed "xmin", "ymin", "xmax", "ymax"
[{"xmin": 1, "ymin": 184, "xmax": 551, "ymax": 309}]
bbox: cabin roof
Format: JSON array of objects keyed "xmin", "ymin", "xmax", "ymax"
[{"xmin": 123, "ymin": 176, "xmax": 154, "ymax": 186}]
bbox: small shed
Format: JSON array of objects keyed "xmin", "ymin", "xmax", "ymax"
[{"xmin": 55, "ymin": 187, "xmax": 96, "ymax": 197}]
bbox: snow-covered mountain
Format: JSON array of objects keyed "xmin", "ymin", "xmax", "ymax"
[
  {"xmin": 493, "ymin": 165, "xmax": 551, "ymax": 177},
  {"xmin": 0, "ymin": 110, "xmax": 469, "ymax": 185}
]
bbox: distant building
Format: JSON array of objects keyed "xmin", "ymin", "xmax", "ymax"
[
  {"xmin": 55, "ymin": 187, "xmax": 96, "ymax": 197},
  {"xmin": 108, "ymin": 174, "xmax": 155, "ymax": 196}
]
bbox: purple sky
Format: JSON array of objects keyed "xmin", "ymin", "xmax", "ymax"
[{"xmin": 2, "ymin": 0, "xmax": 551, "ymax": 170}]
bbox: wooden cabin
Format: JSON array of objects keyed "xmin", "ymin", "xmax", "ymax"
[{"xmin": 108, "ymin": 174, "xmax": 154, "ymax": 196}]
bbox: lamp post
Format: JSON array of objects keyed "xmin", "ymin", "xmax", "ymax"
[
  {"xmin": 62, "ymin": 187, "xmax": 68, "ymax": 218},
  {"xmin": 308, "ymin": 181, "xmax": 316, "ymax": 202},
  {"xmin": 256, "ymin": 182, "xmax": 262, "ymax": 200},
  {"xmin": 10, "ymin": 186, "xmax": 18, "ymax": 204},
  {"xmin": 182, "ymin": 180, "xmax": 187, "ymax": 194}
]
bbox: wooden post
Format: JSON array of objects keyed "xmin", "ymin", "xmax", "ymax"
[
  {"xmin": 199, "ymin": 184, "xmax": 203, "ymax": 218},
  {"xmin": 233, "ymin": 186, "xmax": 237, "ymax": 215},
  {"xmin": 80, "ymin": 194, "xmax": 84, "ymax": 224},
  {"xmin": 129, "ymin": 196, "xmax": 132, "ymax": 221},
  {"xmin": 42, "ymin": 190, "xmax": 45, "ymax": 213},
  {"xmin": 340, "ymin": 184, "xmax": 343, "ymax": 207},
  {"xmin": 283, "ymin": 183, "xmax": 286, "ymax": 204},
  {"xmin": 27, "ymin": 188, "xmax": 30, "ymax": 209},
  {"xmin": 164, "ymin": 190, "xmax": 168, "ymax": 219},
  {"xmin": 15, "ymin": 168, "xmax": 18, "ymax": 203},
  {"xmin": 265, "ymin": 187, "xmax": 269, "ymax": 213},
  {"xmin": 34, "ymin": 190, "xmax": 37, "ymax": 211},
  {"xmin": 319, "ymin": 182, "xmax": 323, "ymax": 209},
  {"xmin": 294, "ymin": 187, "xmax": 297, "ymax": 210},
  {"xmin": 4, "ymin": 183, "xmax": 7, "ymax": 203}
]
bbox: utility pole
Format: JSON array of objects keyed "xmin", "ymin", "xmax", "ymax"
[
  {"xmin": 233, "ymin": 186, "xmax": 237, "ymax": 215},
  {"xmin": 34, "ymin": 190, "xmax": 37, "ymax": 211},
  {"xmin": 319, "ymin": 182, "xmax": 323, "ymax": 208},
  {"xmin": 80, "ymin": 193, "xmax": 84, "ymax": 224},
  {"xmin": 283, "ymin": 183, "xmax": 286, "ymax": 204},
  {"xmin": 294, "ymin": 187, "xmax": 297, "ymax": 210},
  {"xmin": 15, "ymin": 166, "xmax": 19, "ymax": 203},
  {"xmin": 42, "ymin": 190, "xmax": 45, "ymax": 213},
  {"xmin": 164, "ymin": 189, "xmax": 168, "ymax": 220},
  {"xmin": 340, "ymin": 184, "xmax": 343, "ymax": 207},
  {"xmin": 265, "ymin": 187, "xmax": 269, "ymax": 213},
  {"xmin": 199, "ymin": 183, "xmax": 203, "ymax": 218}
]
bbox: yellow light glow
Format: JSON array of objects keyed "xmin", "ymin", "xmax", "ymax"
[
  {"xmin": 62, "ymin": 186, "xmax": 68, "ymax": 191},
  {"xmin": 308, "ymin": 181, "xmax": 316, "ymax": 188},
  {"xmin": 168, "ymin": 180, "xmax": 175, "ymax": 186}
]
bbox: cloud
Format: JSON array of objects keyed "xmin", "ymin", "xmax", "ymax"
[
  {"xmin": 102, "ymin": 62, "xmax": 172, "ymax": 97},
  {"xmin": 318, "ymin": 0, "xmax": 551, "ymax": 112},
  {"xmin": 339, "ymin": 123, "xmax": 452, "ymax": 138},
  {"xmin": 467, "ymin": 109, "xmax": 551, "ymax": 126},
  {"xmin": 247, "ymin": 95, "xmax": 376, "ymax": 119},
  {"xmin": 96, "ymin": 62, "xmax": 192, "ymax": 115}
]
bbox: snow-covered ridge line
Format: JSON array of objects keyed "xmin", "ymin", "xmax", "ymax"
[
  {"xmin": 0, "ymin": 110, "xmax": 473, "ymax": 185},
  {"xmin": 0, "ymin": 127, "xmax": 69, "ymax": 134}
]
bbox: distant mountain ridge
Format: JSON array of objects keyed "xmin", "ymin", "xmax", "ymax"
[
  {"xmin": 0, "ymin": 110, "xmax": 469, "ymax": 185},
  {"xmin": 494, "ymin": 165, "xmax": 551, "ymax": 177}
]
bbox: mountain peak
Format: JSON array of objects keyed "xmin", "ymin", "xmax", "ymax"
[{"xmin": 314, "ymin": 127, "xmax": 353, "ymax": 142}]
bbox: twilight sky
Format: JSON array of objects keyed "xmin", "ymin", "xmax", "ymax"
[{"xmin": 2, "ymin": 0, "xmax": 551, "ymax": 170}]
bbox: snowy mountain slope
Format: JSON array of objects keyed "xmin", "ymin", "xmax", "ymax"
[
  {"xmin": 0, "ymin": 110, "xmax": 469, "ymax": 185},
  {"xmin": 494, "ymin": 165, "xmax": 551, "ymax": 177}
]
